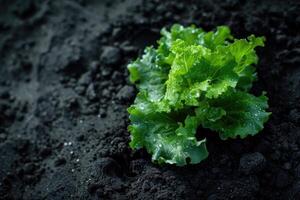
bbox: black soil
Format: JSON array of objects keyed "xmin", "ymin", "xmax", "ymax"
[{"xmin": 0, "ymin": 0, "xmax": 300, "ymax": 199}]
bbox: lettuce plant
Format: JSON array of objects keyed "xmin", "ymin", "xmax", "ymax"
[{"xmin": 127, "ymin": 24, "xmax": 271, "ymax": 166}]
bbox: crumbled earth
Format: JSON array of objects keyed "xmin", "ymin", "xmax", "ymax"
[{"xmin": 0, "ymin": 0, "xmax": 300, "ymax": 199}]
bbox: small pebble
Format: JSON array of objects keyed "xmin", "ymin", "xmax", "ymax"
[{"xmin": 239, "ymin": 152, "xmax": 266, "ymax": 175}]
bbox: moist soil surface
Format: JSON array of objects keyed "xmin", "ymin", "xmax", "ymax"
[{"xmin": 0, "ymin": 0, "xmax": 300, "ymax": 199}]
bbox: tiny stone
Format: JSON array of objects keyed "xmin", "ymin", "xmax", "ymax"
[
  {"xmin": 78, "ymin": 72, "xmax": 92, "ymax": 86},
  {"xmin": 116, "ymin": 85, "xmax": 135, "ymax": 102},
  {"xmin": 89, "ymin": 60, "xmax": 100, "ymax": 72},
  {"xmin": 100, "ymin": 46, "xmax": 122, "ymax": 66},
  {"xmin": 86, "ymin": 83, "xmax": 97, "ymax": 101},
  {"xmin": 102, "ymin": 88, "xmax": 110, "ymax": 98},
  {"xmin": 74, "ymin": 86, "xmax": 86, "ymax": 95},
  {"xmin": 101, "ymin": 68, "xmax": 111, "ymax": 77},
  {"xmin": 239, "ymin": 152, "xmax": 266, "ymax": 175}
]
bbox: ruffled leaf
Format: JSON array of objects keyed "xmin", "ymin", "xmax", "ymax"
[
  {"xmin": 127, "ymin": 24, "xmax": 269, "ymax": 166},
  {"xmin": 128, "ymin": 47, "xmax": 169, "ymax": 103},
  {"xmin": 128, "ymin": 93, "xmax": 208, "ymax": 166},
  {"xmin": 199, "ymin": 91, "xmax": 271, "ymax": 139}
]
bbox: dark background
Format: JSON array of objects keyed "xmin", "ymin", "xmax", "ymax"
[{"xmin": 0, "ymin": 0, "xmax": 299, "ymax": 199}]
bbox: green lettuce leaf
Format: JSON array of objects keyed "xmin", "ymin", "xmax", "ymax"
[
  {"xmin": 163, "ymin": 39, "xmax": 239, "ymax": 109},
  {"xmin": 199, "ymin": 91, "xmax": 271, "ymax": 139},
  {"xmin": 230, "ymin": 35, "xmax": 265, "ymax": 90},
  {"xmin": 128, "ymin": 47, "xmax": 169, "ymax": 103},
  {"xmin": 127, "ymin": 24, "xmax": 269, "ymax": 166},
  {"xmin": 128, "ymin": 93, "xmax": 208, "ymax": 166}
]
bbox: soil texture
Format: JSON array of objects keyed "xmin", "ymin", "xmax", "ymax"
[{"xmin": 0, "ymin": 0, "xmax": 300, "ymax": 199}]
